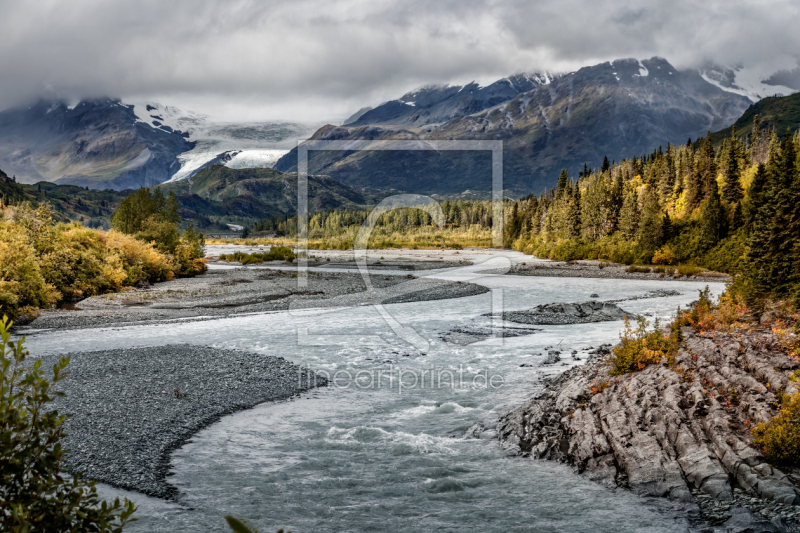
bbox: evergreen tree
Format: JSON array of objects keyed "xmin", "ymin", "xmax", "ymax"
[
  {"xmin": 637, "ymin": 187, "xmax": 663, "ymax": 252},
  {"xmin": 567, "ymin": 183, "xmax": 582, "ymax": 238},
  {"xmin": 602, "ymin": 156, "xmax": 610, "ymax": 173},
  {"xmin": 556, "ymin": 169, "xmax": 569, "ymax": 199},
  {"xmin": 618, "ymin": 186, "xmax": 640, "ymax": 240},
  {"xmin": 606, "ymin": 173, "xmax": 623, "ymax": 233},
  {"xmin": 699, "ymin": 180, "xmax": 725, "ymax": 249},
  {"xmin": 695, "ymin": 133, "xmax": 717, "ymax": 203},
  {"xmin": 662, "ymin": 212, "xmax": 673, "ymax": 241},
  {"xmin": 581, "ymin": 175, "xmax": 607, "ymax": 241},
  {"xmin": 731, "ymin": 202, "xmax": 744, "ymax": 231},
  {"xmin": 722, "ymin": 138, "xmax": 743, "ymax": 204}
]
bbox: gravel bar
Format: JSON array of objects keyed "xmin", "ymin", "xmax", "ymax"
[
  {"xmin": 22, "ymin": 268, "xmax": 488, "ymax": 332},
  {"xmin": 38, "ymin": 345, "xmax": 326, "ymax": 499},
  {"xmin": 500, "ymin": 260, "xmax": 731, "ymax": 282}
]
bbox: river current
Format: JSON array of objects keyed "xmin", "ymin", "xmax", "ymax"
[{"xmin": 24, "ymin": 251, "xmax": 725, "ymax": 532}]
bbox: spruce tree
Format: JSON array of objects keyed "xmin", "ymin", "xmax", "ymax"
[
  {"xmin": 699, "ymin": 180, "xmax": 725, "ymax": 250},
  {"xmin": 722, "ymin": 140, "xmax": 743, "ymax": 204},
  {"xmin": 662, "ymin": 212, "xmax": 673, "ymax": 241},
  {"xmin": 602, "ymin": 156, "xmax": 610, "ymax": 173},
  {"xmin": 556, "ymin": 169, "xmax": 569, "ymax": 198},
  {"xmin": 618, "ymin": 186, "xmax": 640, "ymax": 240},
  {"xmin": 637, "ymin": 187, "xmax": 663, "ymax": 253},
  {"xmin": 695, "ymin": 133, "xmax": 717, "ymax": 201},
  {"xmin": 744, "ymin": 133, "xmax": 799, "ymax": 295},
  {"xmin": 567, "ymin": 183, "xmax": 581, "ymax": 238},
  {"xmin": 607, "ymin": 173, "xmax": 623, "ymax": 233}
]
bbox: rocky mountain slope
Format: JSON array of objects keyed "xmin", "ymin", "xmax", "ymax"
[
  {"xmin": 0, "ymin": 99, "xmax": 194, "ymax": 190},
  {"xmin": 0, "ymin": 99, "xmax": 320, "ymax": 191},
  {"xmin": 499, "ymin": 325, "xmax": 800, "ymax": 528},
  {"xmin": 276, "ymin": 57, "xmax": 753, "ymax": 196},
  {"xmin": 346, "ymin": 72, "xmax": 557, "ymax": 128}
]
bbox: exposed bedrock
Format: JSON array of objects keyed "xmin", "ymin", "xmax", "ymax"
[{"xmin": 499, "ymin": 327, "xmax": 800, "ymax": 510}]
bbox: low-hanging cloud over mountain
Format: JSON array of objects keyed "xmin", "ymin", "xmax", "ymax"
[{"xmin": 2, "ymin": 0, "xmax": 799, "ymax": 121}]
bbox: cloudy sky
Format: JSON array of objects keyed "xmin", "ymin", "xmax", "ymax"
[{"xmin": 2, "ymin": 0, "xmax": 799, "ymax": 122}]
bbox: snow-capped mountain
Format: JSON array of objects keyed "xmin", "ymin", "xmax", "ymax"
[
  {"xmin": 279, "ymin": 57, "xmax": 753, "ymax": 196},
  {"xmin": 129, "ymin": 102, "xmax": 322, "ymax": 182},
  {"xmin": 0, "ymin": 98, "xmax": 323, "ymax": 190},
  {"xmin": 698, "ymin": 60, "xmax": 800, "ymax": 101}
]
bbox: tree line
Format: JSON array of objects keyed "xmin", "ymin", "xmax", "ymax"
[{"xmin": 504, "ymin": 117, "xmax": 800, "ymax": 303}]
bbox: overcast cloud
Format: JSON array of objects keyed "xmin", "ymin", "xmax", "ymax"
[{"xmin": 1, "ymin": 0, "xmax": 799, "ymax": 121}]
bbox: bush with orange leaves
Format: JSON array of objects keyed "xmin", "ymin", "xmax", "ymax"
[{"xmin": 609, "ymin": 315, "xmax": 682, "ymax": 375}]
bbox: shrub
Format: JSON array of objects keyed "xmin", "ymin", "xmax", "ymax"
[
  {"xmin": 0, "ymin": 316, "xmax": 137, "ymax": 531},
  {"xmin": 675, "ymin": 265, "xmax": 704, "ymax": 277},
  {"xmin": 683, "ymin": 286, "xmax": 716, "ymax": 332},
  {"xmin": 220, "ymin": 246, "xmax": 296, "ymax": 264},
  {"xmin": 753, "ymin": 392, "xmax": 800, "ymax": 465},
  {"xmin": 652, "ymin": 247, "xmax": 676, "ymax": 265},
  {"xmin": 134, "ymin": 217, "xmax": 181, "ymax": 254},
  {"xmin": 0, "ymin": 220, "xmax": 58, "ymax": 319},
  {"xmin": 609, "ymin": 316, "xmax": 680, "ymax": 375},
  {"xmin": 625, "ymin": 265, "xmax": 651, "ymax": 273}
]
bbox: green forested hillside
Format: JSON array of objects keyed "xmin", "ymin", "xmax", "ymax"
[
  {"xmin": 1, "ymin": 169, "xmax": 125, "ymax": 227},
  {"xmin": 503, "ymin": 116, "xmax": 800, "ymax": 302},
  {"xmin": 710, "ymin": 92, "xmax": 800, "ymax": 145},
  {"xmin": 0, "ymin": 165, "xmax": 389, "ymax": 232}
]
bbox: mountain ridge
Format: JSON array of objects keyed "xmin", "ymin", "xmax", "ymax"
[{"xmin": 276, "ymin": 57, "xmax": 753, "ymax": 196}]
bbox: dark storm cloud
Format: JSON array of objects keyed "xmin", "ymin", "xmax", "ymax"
[{"xmin": 1, "ymin": 0, "xmax": 798, "ymax": 120}]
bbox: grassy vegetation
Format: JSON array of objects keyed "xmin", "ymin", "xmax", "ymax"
[
  {"xmin": 207, "ymin": 225, "xmax": 492, "ymax": 250},
  {"xmin": 753, "ymin": 394, "xmax": 800, "ymax": 465}
]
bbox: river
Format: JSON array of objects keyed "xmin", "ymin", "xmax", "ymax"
[{"xmin": 24, "ymin": 251, "xmax": 725, "ymax": 532}]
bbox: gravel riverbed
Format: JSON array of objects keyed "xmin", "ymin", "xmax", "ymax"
[
  {"xmin": 37, "ymin": 345, "xmax": 326, "ymax": 499},
  {"xmin": 21, "ymin": 266, "xmax": 488, "ymax": 332}
]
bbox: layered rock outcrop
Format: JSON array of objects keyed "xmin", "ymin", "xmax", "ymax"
[{"xmin": 499, "ymin": 327, "xmax": 800, "ymax": 511}]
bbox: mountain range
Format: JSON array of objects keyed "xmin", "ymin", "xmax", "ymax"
[
  {"xmin": 3, "ymin": 86, "xmax": 798, "ymax": 232},
  {"xmin": 1, "ymin": 56, "xmax": 798, "ymax": 196},
  {"xmin": 275, "ymin": 57, "xmax": 755, "ymax": 195}
]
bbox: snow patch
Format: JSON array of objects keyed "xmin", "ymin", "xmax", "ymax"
[
  {"xmin": 226, "ymin": 150, "xmax": 289, "ymax": 170},
  {"xmin": 637, "ymin": 60, "xmax": 649, "ymax": 77},
  {"xmin": 699, "ymin": 61, "xmax": 798, "ymax": 101}
]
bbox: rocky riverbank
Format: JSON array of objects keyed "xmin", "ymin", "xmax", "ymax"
[{"xmin": 499, "ymin": 326, "xmax": 800, "ymax": 532}]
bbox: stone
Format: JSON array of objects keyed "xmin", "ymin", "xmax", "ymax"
[{"xmin": 499, "ymin": 327, "xmax": 800, "ymax": 510}]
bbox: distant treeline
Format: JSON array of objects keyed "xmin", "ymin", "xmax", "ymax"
[{"xmin": 248, "ymin": 199, "xmax": 495, "ymax": 237}]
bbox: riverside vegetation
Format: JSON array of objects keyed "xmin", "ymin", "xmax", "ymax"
[
  {"xmin": 1, "ymin": 316, "xmax": 137, "ymax": 531},
  {"xmin": 0, "ymin": 186, "xmax": 206, "ymax": 320}
]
